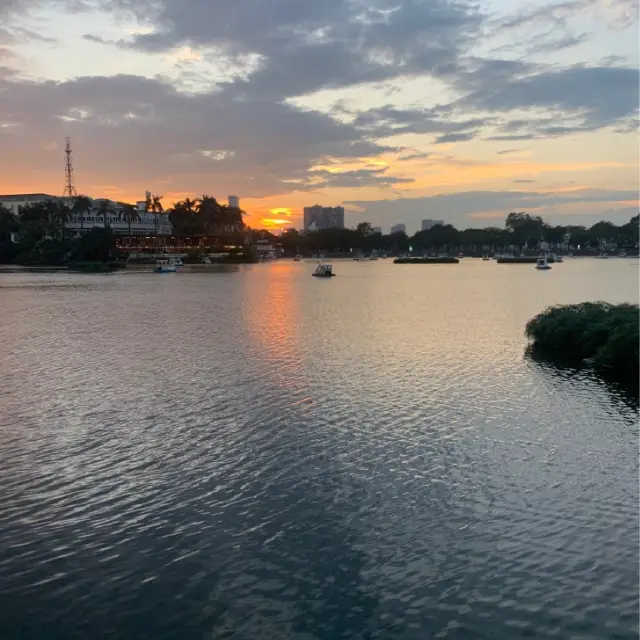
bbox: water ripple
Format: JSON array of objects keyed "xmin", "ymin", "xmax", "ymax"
[{"xmin": 0, "ymin": 262, "xmax": 637, "ymax": 639}]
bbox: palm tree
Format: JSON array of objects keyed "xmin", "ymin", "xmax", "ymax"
[
  {"xmin": 72, "ymin": 195, "xmax": 92, "ymax": 237},
  {"xmin": 42, "ymin": 199, "xmax": 61, "ymax": 239},
  {"xmin": 56, "ymin": 202, "xmax": 72, "ymax": 242},
  {"xmin": 196, "ymin": 195, "xmax": 220, "ymax": 236},
  {"xmin": 150, "ymin": 195, "xmax": 164, "ymax": 249},
  {"xmin": 96, "ymin": 200, "xmax": 112, "ymax": 228},
  {"xmin": 121, "ymin": 203, "xmax": 140, "ymax": 246}
]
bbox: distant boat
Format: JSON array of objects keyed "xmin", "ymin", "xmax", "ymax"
[
  {"xmin": 482, "ymin": 254, "xmax": 490, "ymax": 261},
  {"xmin": 294, "ymin": 254, "xmax": 302, "ymax": 262},
  {"xmin": 598, "ymin": 252, "xmax": 609, "ymax": 259},
  {"xmin": 154, "ymin": 259, "xmax": 177, "ymax": 273},
  {"xmin": 535, "ymin": 258, "xmax": 551, "ymax": 270},
  {"xmin": 457, "ymin": 252, "xmax": 464, "ymax": 259},
  {"xmin": 312, "ymin": 262, "xmax": 335, "ymax": 277}
]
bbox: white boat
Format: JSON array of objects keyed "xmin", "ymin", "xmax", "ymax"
[
  {"xmin": 369, "ymin": 255, "xmax": 378, "ymax": 261},
  {"xmin": 598, "ymin": 253, "xmax": 609, "ymax": 259},
  {"xmin": 294, "ymin": 254, "xmax": 302, "ymax": 262},
  {"xmin": 154, "ymin": 259, "xmax": 177, "ymax": 273},
  {"xmin": 535, "ymin": 258, "xmax": 551, "ymax": 270},
  {"xmin": 312, "ymin": 263, "xmax": 335, "ymax": 277},
  {"xmin": 201, "ymin": 256, "xmax": 212, "ymax": 264},
  {"xmin": 457, "ymin": 252, "xmax": 464, "ymax": 259},
  {"xmin": 482, "ymin": 254, "xmax": 490, "ymax": 261},
  {"xmin": 553, "ymin": 254, "xmax": 564, "ymax": 263}
]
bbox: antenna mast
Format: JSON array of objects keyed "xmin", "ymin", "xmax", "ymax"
[{"xmin": 63, "ymin": 137, "xmax": 77, "ymax": 197}]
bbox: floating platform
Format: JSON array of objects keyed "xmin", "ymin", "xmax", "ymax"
[
  {"xmin": 393, "ymin": 257, "xmax": 459, "ymax": 264},
  {"xmin": 497, "ymin": 256, "xmax": 556, "ymax": 264}
]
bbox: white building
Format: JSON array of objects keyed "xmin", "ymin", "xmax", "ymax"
[
  {"xmin": 228, "ymin": 195, "xmax": 239, "ymax": 209},
  {"xmin": 0, "ymin": 193, "xmax": 53, "ymax": 214},
  {"xmin": 0, "ymin": 193, "xmax": 172, "ymax": 238},
  {"xmin": 421, "ymin": 219, "xmax": 444, "ymax": 230},
  {"xmin": 303, "ymin": 205, "xmax": 345, "ymax": 230},
  {"xmin": 391, "ymin": 223, "xmax": 406, "ymax": 234}
]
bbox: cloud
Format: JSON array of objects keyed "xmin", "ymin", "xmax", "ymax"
[
  {"xmin": 514, "ymin": 179, "xmax": 536, "ymax": 183},
  {"xmin": 353, "ymin": 105, "xmax": 491, "ymax": 141},
  {"xmin": 0, "ymin": 71, "xmax": 397, "ymax": 198},
  {"xmin": 345, "ymin": 188, "xmax": 639, "ymax": 230},
  {"xmin": 88, "ymin": 0, "xmax": 483, "ymax": 99},
  {"xmin": 434, "ymin": 132, "xmax": 475, "ymax": 144},
  {"xmin": 454, "ymin": 61, "xmax": 639, "ymax": 137},
  {"xmin": 303, "ymin": 167, "xmax": 414, "ymax": 189},
  {"xmin": 496, "ymin": 149, "xmax": 520, "ymax": 155}
]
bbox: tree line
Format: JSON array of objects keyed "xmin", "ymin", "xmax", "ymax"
[{"xmin": 276, "ymin": 212, "xmax": 639, "ymax": 255}]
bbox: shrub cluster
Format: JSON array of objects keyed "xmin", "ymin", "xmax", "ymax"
[{"xmin": 525, "ymin": 302, "xmax": 639, "ymax": 383}]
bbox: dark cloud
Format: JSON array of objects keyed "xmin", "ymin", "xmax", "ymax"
[
  {"xmin": 399, "ymin": 151, "xmax": 430, "ymax": 161},
  {"xmin": 345, "ymin": 188, "xmax": 639, "ymax": 230},
  {"xmin": 0, "ymin": 71, "xmax": 396, "ymax": 197},
  {"xmin": 496, "ymin": 149, "xmax": 520, "ymax": 155},
  {"xmin": 456, "ymin": 61, "xmax": 639, "ymax": 136},
  {"xmin": 92, "ymin": 0, "xmax": 483, "ymax": 99},
  {"xmin": 434, "ymin": 132, "xmax": 475, "ymax": 144},
  {"xmin": 303, "ymin": 167, "xmax": 414, "ymax": 190},
  {"xmin": 353, "ymin": 105, "xmax": 490, "ymax": 141}
]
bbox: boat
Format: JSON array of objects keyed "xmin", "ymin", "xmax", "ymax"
[
  {"xmin": 553, "ymin": 254, "xmax": 564, "ymax": 263},
  {"xmin": 201, "ymin": 256, "xmax": 212, "ymax": 264},
  {"xmin": 170, "ymin": 257, "xmax": 184, "ymax": 267},
  {"xmin": 312, "ymin": 263, "xmax": 335, "ymax": 277},
  {"xmin": 293, "ymin": 254, "xmax": 302, "ymax": 262},
  {"xmin": 535, "ymin": 258, "xmax": 551, "ymax": 270},
  {"xmin": 353, "ymin": 256, "xmax": 361, "ymax": 261},
  {"xmin": 457, "ymin": 252, "xmax": 464, "ymax": 259},
  {"xmin": 482, "ymin": 254, "xmax": 490, "ymax": 261},
  {"xmin": 597, "ymin": 252, "xmax": 609, "ymax": 259},
  {"xmin": 369, "ymin": 255, "xmax": 378, "ymax": 261},
  {"xmin": 154, "ymin": 259, "xmax": 177, "ymax": 273}
]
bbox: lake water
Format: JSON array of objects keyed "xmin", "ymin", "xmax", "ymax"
[{"xmin": 0, "ymin": 258, "xmax": 638, "ymax": 640}]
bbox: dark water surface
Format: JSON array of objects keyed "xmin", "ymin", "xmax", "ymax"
[{"xmin": 0, "ymin": 258, "xmax": 638, "ymax": 639}]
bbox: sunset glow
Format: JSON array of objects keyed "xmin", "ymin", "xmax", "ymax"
[{"xmin": 0, "ymin": 0, "xmax": 637, "ymax": 232}]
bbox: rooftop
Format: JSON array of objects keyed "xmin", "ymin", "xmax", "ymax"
[{"xmin": 0, "ymin": 193, "xmax": 56, "ymax": 200}]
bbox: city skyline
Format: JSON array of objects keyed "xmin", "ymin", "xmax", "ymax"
[{"xmin": 0, "ymin": 0, "xmax": 637, "ymax": 230}]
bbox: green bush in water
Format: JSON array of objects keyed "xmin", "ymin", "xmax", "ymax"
[{"xmin": 525, "ymin": 302, "xmax": 639, "ymax": 383}]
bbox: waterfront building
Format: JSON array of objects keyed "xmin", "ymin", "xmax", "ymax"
[
  {"xmin": 0, "ymin": 192, "xmax": 172, "ymax": 239},
  {"xmin": 0, "ymin": 193, "xmax": 54, "ymax": 214},
  {"xmin": 303, "ymin": 205, "xmax": 345, "ymax": 231},
  {"xmin": 421, "ymin": 218, "xmax": 445, "ymax": 230},
  {"xmin": 391, "ymin": 223, "xmax": 406, "ymax": 234}
]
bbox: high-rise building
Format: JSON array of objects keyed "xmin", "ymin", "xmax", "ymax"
[
  {"xmin": 391, "ymin": 223, "xmax": 406, "ymax": 234},
  {"xmin": 303, "ymin": 205, "xmax": 345, "ymax": 231},
  {"xmin": 421, "ymin": 218, "xmax": 444, "ymax": 230},
  {"xmin": 228, "ymin": 195, "xmax": 240, "ymax": 209}
]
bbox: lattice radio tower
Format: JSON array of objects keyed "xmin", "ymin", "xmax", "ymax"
[{"xmin": 62, "ymin": 137, "xmax": 77, "ymax": 197}]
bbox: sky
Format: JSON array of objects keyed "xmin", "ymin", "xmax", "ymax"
[{"xmin": 0, "ymin": 0, "xmax": 638, "ymax": 232}]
